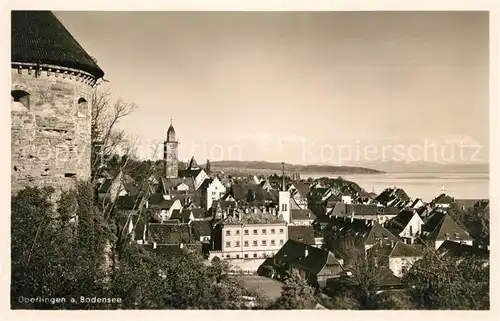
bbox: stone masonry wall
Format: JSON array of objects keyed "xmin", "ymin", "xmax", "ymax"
[
  {"xmin": 11, "ymin": 67, "xmax": 94, "ymax": 195},
  {"xmin": 165, "ymin": 142, "xmax": 179, "ymax": 178}
]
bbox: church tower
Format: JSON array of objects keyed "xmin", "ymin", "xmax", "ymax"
[
  {"xmin": 164, "ymin": 119, "xmax": 179, "ymax": 178},
  {"xmin": 278, "ymin": 162, "xmax": 291, "ymax": 224}
]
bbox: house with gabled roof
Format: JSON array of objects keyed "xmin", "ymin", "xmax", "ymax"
[
  {"xmin": 384, "ymin": 210, "xmax": 424, "ymax": 244},
  {"xmin": 178, "ymin": 156, "xmax": 209, "ymax": 190},
  {"xmin": 199, "ymin": 176, "xmax": 226, "ymax": 210},
  {"xmin": 409, "ymin": 198, "xmax": 425, "ymax": 210},
  {"xmin": 147, "ymin": 193, "xmax": 183, "ymax": 222},
  {"xmin": 226, "ymin": 183, "xmax": 269, "ymax": 206},
  {"xmin": 374, "ymin": 187, "xmax": 411, "ymax": 209},
  {"xmin": 288, "ymin": 225, "xmax": 316, "ymax": 245},
  {"xmin": 421, "ymin": 212, "xmax": 474, "ymax": 249},
  {"xmin": 325, "ymin": 193, "xmax": 341, "ymax": 212},
  {"xmin": 323, "ymin": 217, "xmax": 400, "ymax": 251},
  {"xmin": 171, "ymin": 208, "xmax": 207, "ymax": 223},
  {"xmin": 330, "ymin": 203, "xmax": 400, "ymax": 224},
  {"xmin": 259, "ymin": 239, "xmax": 345, "ymax": 288},
  {"xmin": 431, "ymin": 193, "xmax": 455, "ymax": 208},
  {"xmin": 146, "ymin": 222, "xmax": 194, "ymax": 245},
  {"xmin": 157, "ymin": 176, "xmax": 195, "ymax": 194},
  {"xmin": 96, "ymin": 171, "xmax": 128, "ymax": 202},
  {"xmin": 436, "ymin": 240, "xmax": 489, "ymax": 265},
  {"xmin": 115, "ymin": 195, "xmax": 144, "ymax": 217},
  {"xmin": 191, "ymin": 220, "xmax": 212, "ymax": 243},
  {"xmin": 368, "ymin": 241, "xmax": 424, "ymax": 277}
]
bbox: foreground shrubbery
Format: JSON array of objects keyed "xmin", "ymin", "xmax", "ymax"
[{"xmin": 11, "ymin": 184, "xmax": 258, "ymax": 309}]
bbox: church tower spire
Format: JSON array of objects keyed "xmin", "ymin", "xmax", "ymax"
[{"xmin": 164, "ymin": 119, "xmax": 179, "ymax": 178}]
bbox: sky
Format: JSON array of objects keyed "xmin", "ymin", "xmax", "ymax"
[{"xmin": 54, "ymin": 11, "xmax": 489, "ymax": 165}]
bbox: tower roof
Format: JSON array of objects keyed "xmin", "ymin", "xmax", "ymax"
[
  {"xmin": 11, "ymin": 11, "xmax": 105, "ymax": 79},
  {"xmin": 188, "ymin": 157, "xmax": 199, "ymax": 170}
]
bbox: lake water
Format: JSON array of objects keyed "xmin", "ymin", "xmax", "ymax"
[{"xmin": 306, "ymin": 172, "xmax": 489, "ymax": 202}]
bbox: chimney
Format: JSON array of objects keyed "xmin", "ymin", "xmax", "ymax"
[
  {"xmin": 253, "ymin": 207, "xmax": 257, "ymax": 214},
  {"xmin": 304, "ymin": 248, "xmax": 309, "ymax": 257},
  {"xmin": 179, "ymin": 243, "xmax": 184, "ymax": 249},
  {"xmin": 153, "ymin": 242, "xmax": 157, "ymax": 249}
]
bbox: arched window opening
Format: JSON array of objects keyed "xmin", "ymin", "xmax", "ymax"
[
  {"xmin": 11, "ymin": 90, "xmax": 30, "ymax": 110},
  {"xmin": 77, "ymin": 97, "xmax": 88, "ymax": 117}
]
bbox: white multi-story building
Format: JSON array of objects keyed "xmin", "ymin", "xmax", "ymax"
[{"xmin": 221, "ymin": 222, "xmax": 288, "ymax": 259}]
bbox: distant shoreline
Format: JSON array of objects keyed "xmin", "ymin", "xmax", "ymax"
[{"xmin": 206, "ymin": 160, "xmax": 383, "ymax": 176}]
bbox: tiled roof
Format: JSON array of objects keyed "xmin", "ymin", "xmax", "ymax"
[
  {"xmin": 426, "ymin": 214, "xmax": 473, "ymax": 242},
  {"xmin": 437, "ymin": 240, "xmax": 489, "ymax": 260},
  {"xmin": 147, "ymin": 223, "xmax": 193, "ymax": 244},
  {"xmin": 273, "ymin": 240, "xmax": 343, "ymax": 276},
  {"xmin": 325, "ymin": 193, "xmax": 341, "ymax": 203},
  {"xmin": 288, "ymin": 226, "xmax": 315, "ymax": 245},
  {"xmin": 375, "ymin": 266, "xmax": 402, "ymax": 287},
  {"xmin": 139, "ymin": 243, "xmax": 202, "ymax": 257},
  {"xmin": 11, "ymin": 11, "xmax": 104, "ymax": 78},
  {"xmin": 375, "ymin": 188, "xmax": 410, "ymax": 205},
  {"xmin": 198, "ymin": 178, "xmax": 214, "ymax": 190},
  {"xmin": 290, "ymin": 209, "xmax": 316, "ymax": 221},
  {"xmin": 230, "ymin": 183, "xmax": 268, "ymax": 202},
  {"xmin": 178, "ymin": 168, "xmax": 203, "ymax": 179},
  {"xmin": 294, "ymin": 182, "xmax": 311, "ymax": 197},
  {"xmin": 332, "ymin": 203, "xmax": 398, "ymax": 217},
  {"xmin": 148, "ymin": 194, "xmax": 177, "ymax": 209},
  {"xmin": 309, "ymin": 203, "xmax": 327, "ymax": 218},
  {"xmin": 389, "ymin": 241, "xmax": 424, "ymax": 257},
  {"xmin": 159, "ymin": 177, "xmax": 195, "ymax": 193},
  {"xmin": 266, "ymin": 189, "xmax": 280, "ymax": 202},
  {"xmin": 351, "ymin": 204, "xmax": 380, "ymax": 216},
  {"xmin": 211, "ymin": 200, "xmax": 236, "ymax": 212},
  {"xmin": 192, "ymin": 220, "xmax": 212, "ymax": 238},
  {"xmin": 421, "ymin": 211, "xmax": 447, "ymax": 233},
  {"xmin": 365, "ymin": 222, "xmax": 400, "ymax": 246},
  {"xmin": 187, "ymin": 157, "xmax": 199, "ymax": 170},
  {"xmin": 191, "ymin": 208, "xmax": 206, "ymax": 218},
  {"xmin": 433, "ymin": 193, "xmax": 455, "ymax": 205},
  {"xmin": 385, "ymin": 210, "xmax": 415, "ymax": 234},
  {"xmin": 170, "ymin": 209, "xmax": 185, "ymax": 222}
]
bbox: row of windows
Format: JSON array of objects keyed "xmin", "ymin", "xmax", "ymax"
[
  {"xmin": 225, "ymin": 252, "xmax": 275, "ymax": 259},
  {"xmin": 225, "ymin": 239, "xmax": 284, "ymax": 248},
  {"xmin": 225, "ymin": 228, "xmax": 284, "ymax": 236}
]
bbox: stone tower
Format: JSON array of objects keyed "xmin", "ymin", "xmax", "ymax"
[
  {"xmin": 164, "ymin": 120, "xmax": 179, "ymax": 178},
  {"xmin": 11, "ymin": 11, "xmax": 105, "ymax": 195}
]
